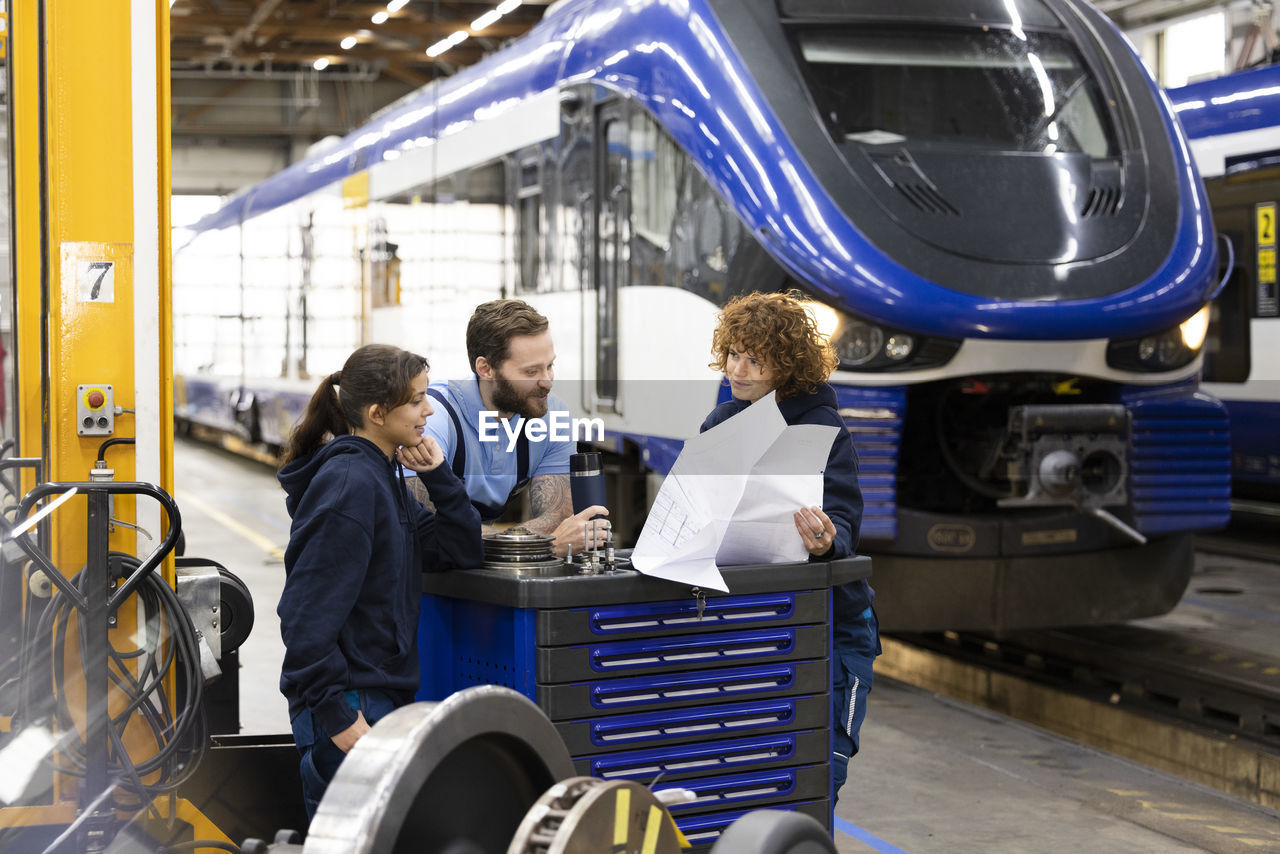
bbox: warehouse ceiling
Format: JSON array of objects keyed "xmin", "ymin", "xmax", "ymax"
[
  {"xmin": 169, "ymin": 0, "xmax": 557, "ymax": 88},
  {"xmin": 168, "ymin": 0, "xmax": 556, "ymax": 149}
]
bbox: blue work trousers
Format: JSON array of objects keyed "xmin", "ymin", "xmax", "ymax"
[
  {"xmin": 290, "ymin": 688, "xmax": 400, "ymax": 820},
  {"xmin": 832, "ymin": 605, "xmax": 880, "ymax": 804}
]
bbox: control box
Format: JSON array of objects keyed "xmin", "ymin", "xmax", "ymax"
[{"xmin": 77, "ymin": 384, "xmax": 114, "ymax": 436}]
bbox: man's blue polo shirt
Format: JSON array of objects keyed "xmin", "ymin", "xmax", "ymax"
[{"xmin": 419, "ymin": 377, "xmax": 572, "ymax": 514}]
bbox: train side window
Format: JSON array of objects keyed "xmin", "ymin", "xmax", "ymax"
[
  {"xmin": 1203, "ymin": 231, "xmax": 1251, "ymax": 383},
  {"xmin": 628, "ymin": 111, "xmax": 681, "ymax": 253},
  {"xmin": 516, "ymin": 158, "xmax": 544, "ymax": 293}
]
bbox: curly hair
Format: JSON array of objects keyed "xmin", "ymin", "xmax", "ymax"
[{"xmin": 708, "ymin": 291, "xmax": 838, "ymax": 398}]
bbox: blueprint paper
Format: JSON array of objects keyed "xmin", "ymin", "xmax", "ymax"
[{"xmin": 631, "ymin": 394, "xmax": 838, "ymax": 591}]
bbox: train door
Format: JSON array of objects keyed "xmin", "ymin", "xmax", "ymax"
[{"xmin": 594, "ymin": 99, "xmax": 630, "ymax": 413}]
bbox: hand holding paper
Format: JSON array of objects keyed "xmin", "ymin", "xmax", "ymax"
[{"xmin": 631, "ymin": 394, "xmax": 837, "ymax": 591}]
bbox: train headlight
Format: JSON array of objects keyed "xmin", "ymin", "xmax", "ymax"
[
  {"xmin": 885, "ymin": 334, "xmax": 915, "ymax": 361},
  {"xmin": 1179, "ymin": 304, "xmax": 1210, "ymax": 350},
  {"xmin": 824, "ymin": 308, "xmax": 959, "ymax": 372},
  {"xmin": 838, "ymin": 321, "xmax": 885, "ymax": 366},
  {"xmin": 1106, "ymin": 304, "xmax": 1208, "ymax": 372}
]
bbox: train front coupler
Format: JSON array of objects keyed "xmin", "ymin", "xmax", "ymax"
[{"xmin": 996, "ymin": 404, "xmax": 1146, "ymax": 545}]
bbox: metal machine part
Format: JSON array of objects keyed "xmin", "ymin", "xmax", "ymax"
[
  {"xmin": 302, "ymin": 686, "xmax": 576, "ymax": 854},
  {"xmin": 998, "ymin": 404, "xmax": 1130, "ymax": 509},
  {"xmin": 506, "ymin": 777, "xmax": 684, "ymax": 854},
  {"xmin": 175, "ymin": 560, "xmax": 223, "ymax": 662},
  {"xmin": 996, "ymin": 403, "xmax": 1146, "ymax": 544},
  {"xmin": 482, "ymin": 526, "xmax": 562, "ymax": 572}
]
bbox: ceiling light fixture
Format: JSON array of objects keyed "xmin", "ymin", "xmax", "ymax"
[
  {"xmin": 371, "ymin": 10, "xmax": 389, "ymax": 23},
  {"xmin": 426, "ymin": 30, "xmax": 469, "ymax": 57},
  {"xmin": 340, "ymin": 36, "xmax": 357, "ymax": 49},
  {"xmin": 496, "ymin": 0, "xmax": 522, "ymax": 14},
  {"xmin": 471, "ymin": 10, "xmax": 501, "ymax": 30},
  {"xmin": 313, "ymin": 57, "xmax": 330, "ymax": 70},
  {"xmin": 471, "ymin": 9, "xmax": 499, "ymax": 30},
  {"xmin": 387, "ymin": 0, "xmax": 410, "ymax": 11}
]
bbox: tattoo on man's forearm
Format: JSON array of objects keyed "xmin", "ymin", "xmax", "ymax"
[{"xmin": 529, "ymin": 474, "xmax": 569, "ymax": 518}]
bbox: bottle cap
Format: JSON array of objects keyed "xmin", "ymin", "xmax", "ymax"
[{"xmin": 570, "ymin": 451, "xmax": 602, "ymax": 476}]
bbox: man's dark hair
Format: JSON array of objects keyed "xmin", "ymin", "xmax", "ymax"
[{"xmin": 466, "ymin": 299, "xmax": 550, "ymax": 374}]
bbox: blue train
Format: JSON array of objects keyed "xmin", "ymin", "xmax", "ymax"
[
  {"xmin": 174, "ymin": 0, "xmax": 1231, "ymax": 630},
  {"xmin": 1169, "ymin": 65, "xmax": 1280, "ymax": 502}
]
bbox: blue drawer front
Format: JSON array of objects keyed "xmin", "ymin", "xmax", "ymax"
[
  {"xmin": 555, "ymin": 693, "xmax": 828, "ymax": 754},
  {"xmin": 579, "ymin": 729, "xmax": 828, "ymax": 782},
  {"xmin": 654, "ymin": 764, "xmax": 829, "ymax": 814},
  {"xmin": 538, "ymin": 625, "xmax": 829, "ymax": 681},
  {"xmin": 537, "ymin": 659, "xmax": 830, "ymax": 719},
  {"xmin": 534, "ymin": 590, "xmax": 828, "ymax": 644}
]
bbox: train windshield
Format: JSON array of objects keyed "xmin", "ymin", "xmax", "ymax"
[{"xmin": 794, "ymin": 27, "xmax": 1117, "ymax": 157}]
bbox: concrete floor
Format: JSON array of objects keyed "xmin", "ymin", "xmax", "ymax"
[{"xmin": 172, "ymin": 437, "xmax": 1280, "ymax": 853}]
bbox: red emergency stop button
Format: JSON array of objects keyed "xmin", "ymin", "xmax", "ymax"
[{"xmin": 87, "ymin": 389, "xmax": 105, "ymax": 409}]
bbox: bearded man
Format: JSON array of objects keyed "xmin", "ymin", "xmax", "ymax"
[{"xmin": 414, "ymin": 299, "xmax": 608, "ymax": 556}]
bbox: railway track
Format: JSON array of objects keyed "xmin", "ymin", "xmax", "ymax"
[{"xmin": 891, "ymin": 626, "xmax": 1280, "ymax": 751}]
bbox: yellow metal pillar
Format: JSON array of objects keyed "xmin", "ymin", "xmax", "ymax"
[
  {"xmin": 11, "ymin": 0, "xmax": 174, "ymax": 557},
  {"xmin": 3, "ymin": 0, "xmax": 195, "ymax": 841},
  {"xmin": 11, "ymin": 0, "xmax": 174, "ymax": 545}
]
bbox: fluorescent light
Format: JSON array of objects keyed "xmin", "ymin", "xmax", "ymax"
[
  {"xmin": 387, "ymin": 0, "xmax": 410, "ymax": 10},
  {"xmin": 372, "ymin": 10, "xmax": 389, "ymax": 23},
  {"xmin": 428, "ymin": 30, "xmax": 469, "ymax": 56},
  {"xmin": 313, "ymin": 57, "xmax": 330, "ymax": 70},
  {"xmin": 496, "ymin": 0, "xmax": 522, "ymax": 14},
  {"xmin": 340, "ymin": 36, "xmax": 357, "ymax": 49},
  {"xmin": 472, "ymin": 9, "xmax": 501, "ymax": 30}
]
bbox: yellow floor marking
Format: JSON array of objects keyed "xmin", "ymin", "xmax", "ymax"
[{"xmin": 175, "ymin": 489, "xmax": 286, "ymax": 561}]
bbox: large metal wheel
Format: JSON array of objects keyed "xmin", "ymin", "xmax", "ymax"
[
  {"xmin": 302, "ymin": 686, "xmax": 575, "ymax": 854},
  {"xmin": 708, "ymin": 810, "xmax": 837, "ymax": 854}
]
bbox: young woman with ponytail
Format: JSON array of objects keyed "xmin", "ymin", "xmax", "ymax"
[{"xmin": 275, "ymin": 343, "xmax": 482, "ymax": 818}]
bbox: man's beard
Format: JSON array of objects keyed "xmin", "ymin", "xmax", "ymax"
[{"xmin": 492, "ymin": 372, "xmax": 549, "ymax": 419}]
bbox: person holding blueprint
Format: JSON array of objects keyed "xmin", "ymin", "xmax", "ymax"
[{"xmin": 701, "ymin": 290, "xmax": 880, "ymax": 804}]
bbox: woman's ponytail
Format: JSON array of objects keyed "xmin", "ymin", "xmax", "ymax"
[{"xmin": 280, "ymin": 372, "xmax": 348, "ymax": 466}]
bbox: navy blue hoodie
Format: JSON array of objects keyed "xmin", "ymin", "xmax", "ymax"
[
  {"xmin": 701, "ymin": 383, "xmax": 874, "ymax": 644},
  {"xmin": 276, "ymin": 434, "xmax": 482, "ymax": 737}
]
